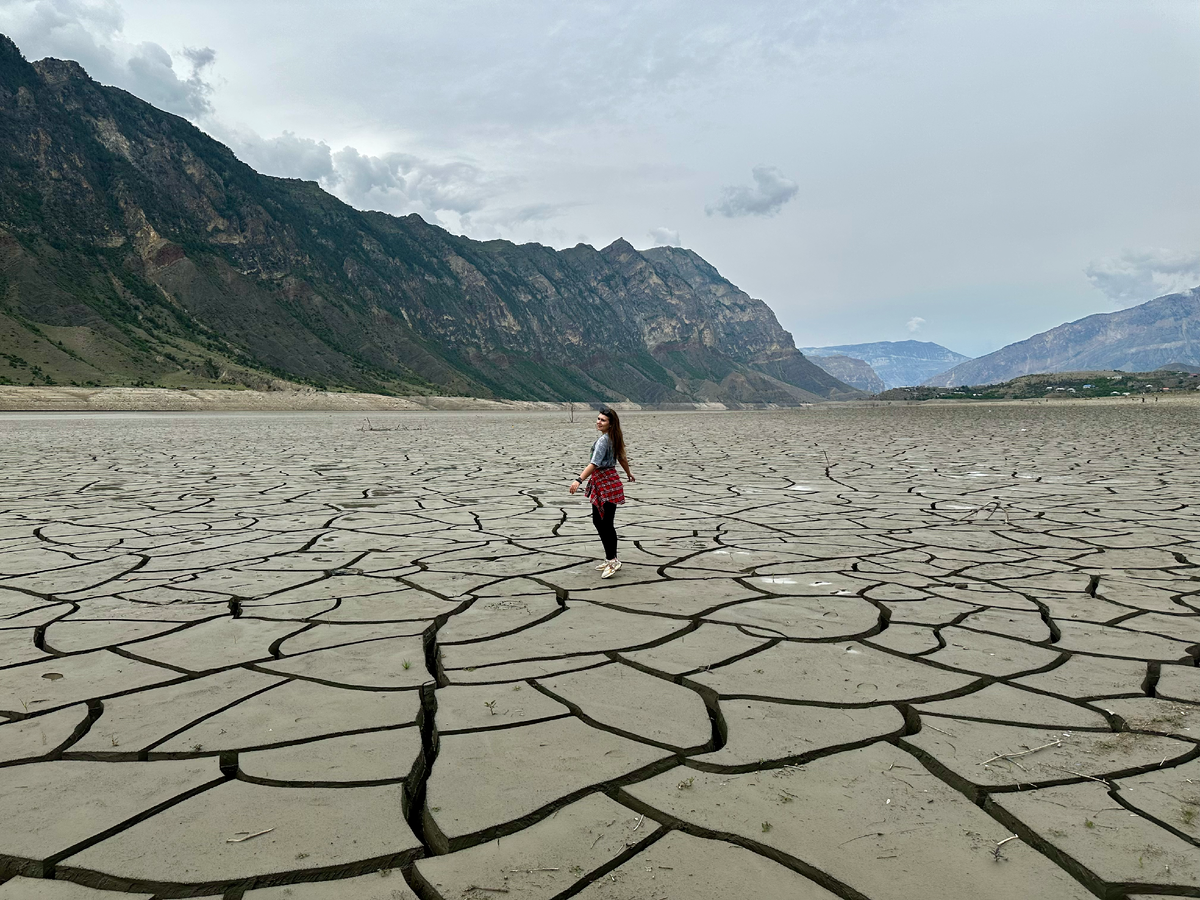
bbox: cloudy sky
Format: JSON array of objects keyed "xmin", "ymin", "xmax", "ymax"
[{"xmin": 3, "ymin": 0, "xmax": 1198, "ymax": 356}]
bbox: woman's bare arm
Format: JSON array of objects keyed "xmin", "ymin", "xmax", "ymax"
[{"xmin": 569, "ymin": 462, "xmax": 597, "ymax": 494}]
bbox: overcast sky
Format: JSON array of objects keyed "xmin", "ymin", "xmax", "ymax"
[{"xmin": 3, "ymin": 0, "xmax": 1198, "ymax": 357}]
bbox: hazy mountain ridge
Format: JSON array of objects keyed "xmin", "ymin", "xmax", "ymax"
[
  {"xmin": 804, "ymin": 355, "xmax": 885, "ymax": 393},
  {"xmin": 924, "ymin": 289, "xmax": 1200, "ymax": 388},
  {"xmin": 0, "ymin": 35, "xmax": 859, "ymax": 403},
  {"xmin": 799, "ymin": 340, "xmax": 970, "ymax": 389}
]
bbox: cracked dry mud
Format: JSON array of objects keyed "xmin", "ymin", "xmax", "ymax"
[{"xmin": 0, "ymin": 405, "xmax": 1198, "ymax": 900}]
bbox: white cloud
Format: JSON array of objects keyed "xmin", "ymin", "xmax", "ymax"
[
  {"xmin": 906, "ymin": 316, "xmax": 925, "ymax": 333},
  {"xmin": 329, "ymin": 147, "xmax": 497, "ymax": 218},
  {"xmin": 212, "ymin": 124, "xmax": 507, "ymax": 223},
  {"xmin": 124, "ymin": 38, "xmax": 214, "ymax": 117},
  {"xmin": 223, "ymin": 129, "xmax": 337, "ymax": 184},
  {"xmin": 1084, "ymin": 249, "xmax": 1200, "ymax": 307},
  {"xmin": 707, "ymin": 165, "xmax": 799, "ymax": 218},
  {"xmin": 181, "ymin": 45, "xmax": 214, "ymax": 70},
  {"xmin": 649, "ymin": 226, "xmax": 680, "ymax": 246}
]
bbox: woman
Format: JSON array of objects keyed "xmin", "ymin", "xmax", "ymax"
[{"xmin": 569, "ymin": 406, "xmax": 634, "ymax": 578}]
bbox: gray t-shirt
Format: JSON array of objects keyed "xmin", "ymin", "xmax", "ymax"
[{"xmin": 590, "ymin": 433, "xmax": 617, "ymax": 469}]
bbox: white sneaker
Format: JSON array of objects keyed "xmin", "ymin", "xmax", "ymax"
[
  {"xmin": 601, "ymin": 559, "xmax": 621, "ymax": 579},
  {"xmin": 594, "ymin": 560, "xmax": 609, "ymax": 570}
]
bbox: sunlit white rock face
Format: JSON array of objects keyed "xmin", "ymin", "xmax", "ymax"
[{"xmin": 0, "ymin": 405, "xmax": 1197, "ymax": 898}]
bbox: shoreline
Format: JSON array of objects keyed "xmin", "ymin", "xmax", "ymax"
[
  {"xmin": 0, "ymin": 386, "xmax": 740, "ymax": 413},
  {"xmin": 0, "ymin": 385, "xmax": 1196, "ymax": 413}
]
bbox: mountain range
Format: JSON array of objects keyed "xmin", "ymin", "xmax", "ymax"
[
  {"xmin": 925, "ymin": 288, "xmax": 1200, "ymax": 387},
  {"xmin": 799, "ymin": 340, "xmax": 971, "ymax": 390},
  {"xmin": 0, "ymin": 35, "xmax": 859, "ymax": 405}
]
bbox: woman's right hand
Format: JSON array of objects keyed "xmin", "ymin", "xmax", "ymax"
[{"xmin": 568, "ymin": 479, "xmax": 579, "ymax": 494}]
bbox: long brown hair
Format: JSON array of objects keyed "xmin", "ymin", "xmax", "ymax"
[{"xmin": 599, "ymin": 406, "xmax": 627, "ymax": 464}]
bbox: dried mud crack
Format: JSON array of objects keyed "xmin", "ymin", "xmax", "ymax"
[{"xmin": 1, "ymin": 404, "xmax": 1199, "ymax": 899}]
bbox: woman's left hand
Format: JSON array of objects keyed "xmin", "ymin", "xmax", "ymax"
[{"xmin": 568, "ymin": 480, "xmax": 579, "ymax": 494}]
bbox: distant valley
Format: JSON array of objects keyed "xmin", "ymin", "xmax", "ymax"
[{"xmin": 799, "ymin": 341, "xmax": 971, "ymax": 390}]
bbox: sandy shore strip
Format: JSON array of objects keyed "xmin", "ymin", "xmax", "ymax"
[
  {"xmin": 2, "ymin": 384, "xmax": 1198, "ymax": 413},
  {"xmin": 0, "ymin": 386, "xmax": 763, "ymax": 413}
]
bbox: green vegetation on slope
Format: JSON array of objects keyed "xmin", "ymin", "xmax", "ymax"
[{"xmin": 878, "ymin": 370, "xmax": 1200, "ymax": 401}]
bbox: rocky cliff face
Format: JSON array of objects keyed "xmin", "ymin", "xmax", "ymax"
[
  {"xmin": 0, "ymin": 36, "xmax": 858, "ymax": 403},
  {"xmin": 924, "ymin": 289, "xmax": 1200, "ymax": 388},
  {"xmin": 799, "ymin": 341, "xmax": 971, "ymax": 390}
]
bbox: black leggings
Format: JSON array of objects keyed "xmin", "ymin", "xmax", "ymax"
[{"xmin": 591, "ymin": 501, "xmax": 618, "ymax": 560}]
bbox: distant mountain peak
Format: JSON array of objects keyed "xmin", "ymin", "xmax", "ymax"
[{"xmin": 601, "ymin": 237, "xmax": 638, "ymax": 256}]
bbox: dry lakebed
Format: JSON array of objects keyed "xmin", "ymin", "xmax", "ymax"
[{"xmin": 0, "ymin": 404, "xmax": 1198, "ymax": 899}]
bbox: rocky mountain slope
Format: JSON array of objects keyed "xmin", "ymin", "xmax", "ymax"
[
  {"xmin": 0, "ymin": 35, "xmax": 858, "ymax": 404},
  {"xmin": 799, "ymin": 340, "xmax": 970, "ymax": 389},
  {"xmin": 805, "ymin": 354, "xmax": 885, "ymax": 393},
  {"xmin": 925, "ymin": 288, "xmax": 1200, "ymax": 388}
]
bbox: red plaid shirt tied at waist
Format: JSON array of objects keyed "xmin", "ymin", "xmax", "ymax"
[{"xmin": 585, "ymin": 467, "xmax": 625, "ymax": 509}]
